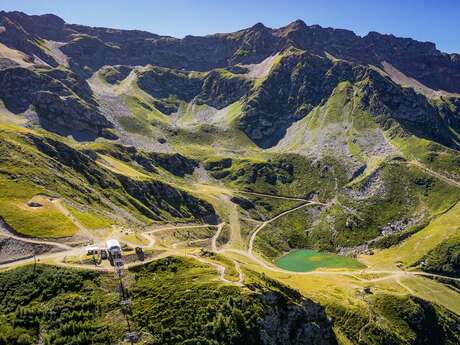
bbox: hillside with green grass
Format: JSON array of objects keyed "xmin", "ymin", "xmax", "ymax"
[{"xmin": 1, "ymin": 11, "xmax": 460, "ymax": 345}]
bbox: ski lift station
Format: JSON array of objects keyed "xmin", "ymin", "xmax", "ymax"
[
  {"xmin": 106, "ymin": 239, "xmax": 125, "ymax": 275},
  {"xmin": 106, "ymin": 239, "xmax": 121, "ymax": 253}
]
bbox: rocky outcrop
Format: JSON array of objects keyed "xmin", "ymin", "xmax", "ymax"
[
  {"xmin": 137, "ymin": 66, "xmax": 202, "ymax": 104},
  {"xmin": 1, "ymin": 11, "xmax": 460, "ymax": 149},
  {"xmin": 419, "ymin": 238, "xmax": 460, "ymax": 278},
  {"xmin": 99, "ymin": 65, "xmax": 132, "ymax": 84},
  {"xmin": 239, "ymin": 49, "xmax": 338, "ymax": 147},
  {"xmin": 0, "ymin": 11, "xmax": 58, "ymax": 67},
  {"xmin": 205, "ymin": 158, "xmax": 294, "ymax": 185},
  {"xmin": 27, "ymin": 134, "xmax": 119, "ymax": 188},
  {"xmin": 0, "ymin": 66, "xmax": 115, "ymax": 141},
  {"xmin": 258, "ymin": 293, "xmax": 337, "ymax": 345},
  {"xmin": 329, "ymin": 294, "xmax": 460, "ymax": 345},
  {"xmin": 258, "ymin": 292, "xmax": 337, "ymax": 345},
  {"xmin": 144, "ymin": 152, "xmax": 198, "ymax": 177},
  {"xmin": 137, "ymin": 66, "xmax": 251, "ymax": 113},
  {"xmin": 91, "ymin": 143, "xmax": 198, "ymax": 177},
  {"xmin": 358, "ymin": 68, "xmax": 460, "ymax": 149},
  {"xmin": 195, "ymin": 70, "xmax": 251, "ymax": 109},
  {"xmin": 33, "ymin": 91, "xmax": 114, "ymax": 141}
]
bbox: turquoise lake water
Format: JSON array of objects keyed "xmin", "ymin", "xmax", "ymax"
[{"xmin": 275, "ymin": 249, "xmax": 366, "ymax": 272}]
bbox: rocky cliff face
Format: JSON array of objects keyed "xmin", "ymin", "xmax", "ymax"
[
  {"xmin": 136, "ymin": 66, "xmax": 251, "ymax": 113},
  {"xmin": 2, "ymin": 11, "xmax": 459, "ymax": 92},
  {"xmin": 0, "ymin": 66, "xmax": 115, "ymax": 140},
  {"xmin": 258, "ymin": 292, "xmax": 337, "ymax": 345}
]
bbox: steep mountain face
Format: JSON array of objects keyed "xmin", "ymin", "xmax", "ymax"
[
  {"xmin": 3, "ymin": 10, "xmax": 459, "ymax": 150},
  {"xmin": 1, "ymin": 11, "xmax": 460, "ymax": 345},
  {"xmin": 2, "ymin": 11, "xmax": 459, "ymax": 91},
  {"xmin": 0, "ymin": 66, "xmax": 115, "ymax": 140}
]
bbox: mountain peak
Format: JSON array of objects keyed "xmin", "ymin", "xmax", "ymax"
[
  {"xmin": 249, "ymin": 22, "xmax": 269, "ymax": 31},
  {"xmin": 288, "ymin": 19, "xmax": 307, "ymax": 29}
]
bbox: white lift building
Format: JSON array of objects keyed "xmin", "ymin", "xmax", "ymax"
[{"xmin": 106, "ymin": 239, "xmax": 124, "ymax": 275}]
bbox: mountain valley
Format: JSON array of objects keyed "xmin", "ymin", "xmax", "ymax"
[{"xmin": 0, "ymin": 10, "xmax": 460, "ymax": 345}]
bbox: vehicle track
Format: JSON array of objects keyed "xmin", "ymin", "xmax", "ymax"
[
  {"xmin": 211, "ymin": 222, "xmax": 225, "ymax": 252},
  {"xmin": 236, "ymin": 191, "xmax": 309, "ymax": 202},
  {"xmin": 408, "ymin": 160, "xmax": 460, "ymax": 188},
  {"xmin": 248, "ymin": 201, "xmax": 324, "ymax": 256},
  {"xmin": 187, "ymin": 254, "xmax": 243, "ymax": 286}
]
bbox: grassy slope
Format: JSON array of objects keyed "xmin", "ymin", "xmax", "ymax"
[
  {"xmin": 0, "ymin": 179, "xmax": 78, "ymax": 238},
  {"xmin": 421, "ymin": 231, "xmax": 460, "ymax": 277},
  {"xmin": 361, "ymin": 202, "xmax": 460, "ymax": 269},
  {"xmin": 65, "ymin": 205, "xmax": 113, "ymax": 230},
  {"xmin": 0, "ymin": 123, "xmax": 218, "ymax": 237}
]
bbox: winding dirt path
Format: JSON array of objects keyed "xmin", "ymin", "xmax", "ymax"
[
  {"xmin": 54, "ymin": 200, "xmax": 95, "ymax": 241},
  {"xmin": 396, "ymin": 277, "xmax": 416, "ymax": 294},
  {"xmin": 0, "ymin": 232, "xmax": 72, "ymax": 251},
  {"xmin": 248, "ymin": 201, "xmax": 323, "ymax": 256},
  {"xmin": 145, "ymin": 223, "xmax": 220, "ymax": 248},
  {"xmin": 408, "ymin": 160, "xmax": 460, "ymax": 188},
  {"xmin": 172, "ymin": 238, "xmax": 210, "ymax": 249},
  {"xmin": 187, "ymin": 254, "xmax": 243, "ymax": 286},
  {"xmin": 145, "ymin": 224, "xmax": 216, "ymax": 234},
  {"xmin": 221, "ymin": 247, "xmax": 460, "ymax": 284},
  {"xmin": 0, "ymin": 216, "xmax": 72, "ymax": 251},
  {"xmin": 232, "ymin": 259, "xmax": 244, "ymax": 285},
  {"xmin": 237, "ymin": 191, "xmax": 308, "ymax": 202},
  {"xmin": 211, "ymin": 223, "xmax": 225, "ymax": 252},
  {"xmin": 3, "ymin": 184, "xmax": 459, "ymax": 294}
]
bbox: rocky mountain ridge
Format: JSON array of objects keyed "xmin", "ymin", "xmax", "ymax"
[{"xmin": 1, "ymin": 11, "xmax": 459, "ymax": 92}]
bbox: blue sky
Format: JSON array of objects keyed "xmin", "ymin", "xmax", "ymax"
[{"xmin": 1, "ymin": 0, "xmax": 459, "ymax": 53}]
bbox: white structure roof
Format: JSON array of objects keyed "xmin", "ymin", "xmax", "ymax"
[{"xmin": 106, "ymin": 239, "xmax": 121, "ymax": 250}]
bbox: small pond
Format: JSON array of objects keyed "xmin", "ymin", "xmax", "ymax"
[{"xmin": 275, "ymin": 249, "xmax": 366, "ymax": 272}]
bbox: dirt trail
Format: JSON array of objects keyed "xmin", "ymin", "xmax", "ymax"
[
  {"xmin": 54, "ymin": 200, "xmax": 95, "ymax": 241},
  {"xmin": 396, "ymin": 277, "xmax": 416, "ymax": 294},
  {"xmin": 0, "ymin": 232, "xmax": 71, "ymax": 251},
  {"xmin": 187, "ymin": 254, "xmax": 243, "ymax": 286},
  {"xmin": 408, "ymin": 160, "xmax": 460, "ymax": 188},
  {"xmin": 172, "ymin": 238, "xmax": 210, "ymax": 249},
  {"xmin": 237, "ymin": 191, "xmax": 308, "ymax": 202},
  {"xmin": 211, "ymin": 223, "xmax": 225, "ymax": 252},
  {"xmin": 144, "ymin": 223, "xmax": 219, "ymax": 249},
  {"xmin": 228, "ymin": 203, "xmax": 244, "ymax": 248},
  {"xmin": 3, "ymin": 181, "xmax": 459, "ymax": 293},
  {"xmin": 0, "ymin": 217, "xmax": 72, "ymax": 251},
  {"xmin": 145, "ymin": 224, "xmax": 216, "ymax": 233},
  {"xmin": 221, "ymin": 247, "xmax": 460, "ymax": 284},
  {"xmin": 232, "ymin": 259, "xmax": 244, "ymax": 285},
  {"xmin": 248, "ymin": 202, "xmax": 323, "ymax": 256}
]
